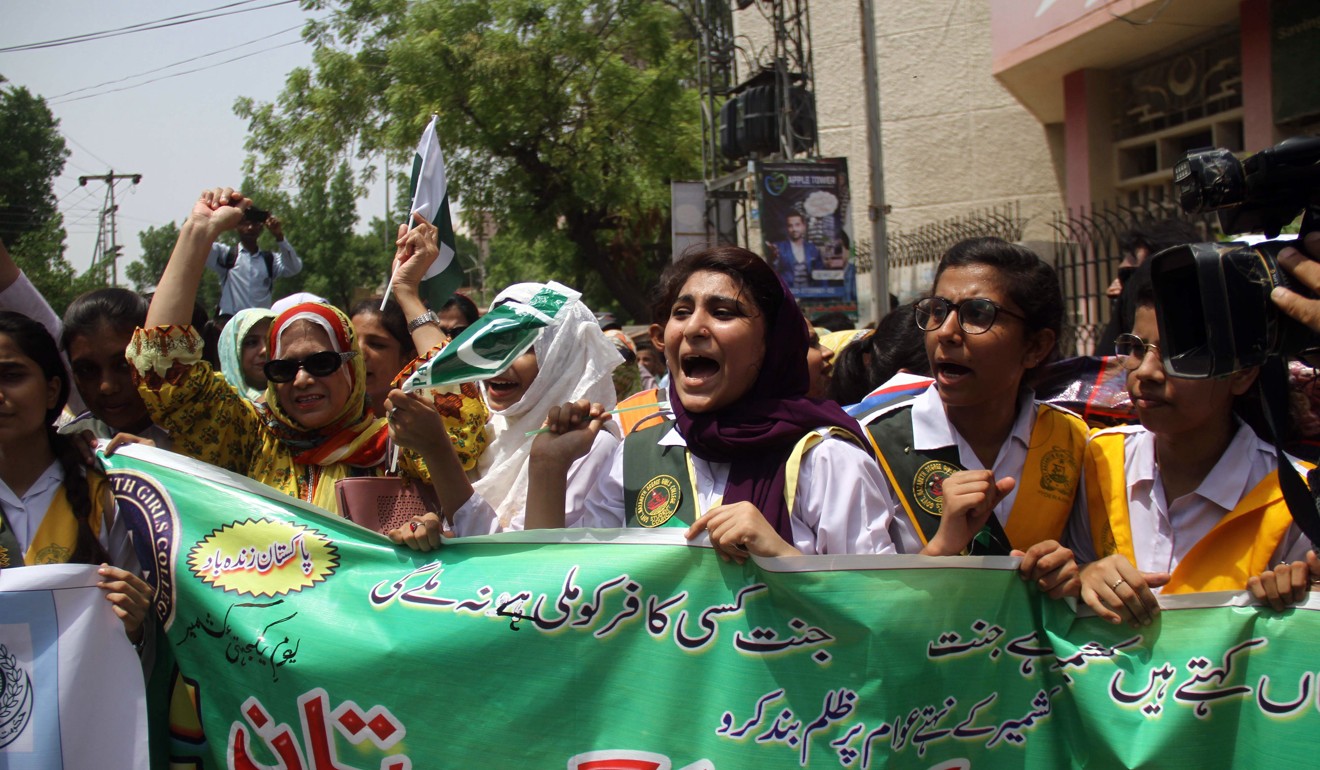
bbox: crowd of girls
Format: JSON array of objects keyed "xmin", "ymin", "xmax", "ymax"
[{"xmin": 3, "ymin": 185, "xmax": 1318, "ymax": 657}]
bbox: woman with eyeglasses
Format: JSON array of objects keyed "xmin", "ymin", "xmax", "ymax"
[
  {"xmin": 1068, "ymin": 261, "xmax": 1316, "ymax": 625},
  {"xmin": 856, "ymin": 238, "xmax": 1087, "ymax": 594},
  {"xmin": 128, "ymin": 188, "xmax": 488, "ymax": 516}
]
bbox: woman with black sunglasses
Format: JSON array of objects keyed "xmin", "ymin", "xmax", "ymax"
[
  {"xmin": 855, "ymin": 238, "xmax": 1088, "ymax": 596},
  {"xmin": 127, "ymin": 187, "xmax": 488, "ymax": 515}
]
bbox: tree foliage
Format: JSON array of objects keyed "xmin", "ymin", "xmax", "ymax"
[
  {"xmin": 126, "ymin": 222, "xmax": 178, "ymax": 292},
  {"xmin": 0, "ymin": 77, "xmax": 107, "ymax": 316},
  {"xmin": 238, "ymin": 0, "xmax": 702, "ymax": 321},
  {"xmin": 0, "ymin": 77, "xmax": 67, "ymax": 246}
]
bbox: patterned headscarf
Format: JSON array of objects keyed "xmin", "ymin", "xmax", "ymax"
[
  {"xmin": 257, "ymin": 302, "xmax": 389, "ymax": 468},
  {"xmin": 218, "ymin": 307, "xmax": 276, "ymax": 402}
]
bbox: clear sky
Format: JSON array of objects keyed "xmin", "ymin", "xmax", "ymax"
[{"xmin": 1, "ymin": 0, "xmax": 388, "ymax": 277}]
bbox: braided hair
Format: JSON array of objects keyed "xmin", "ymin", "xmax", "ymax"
[{"xmin": 0, "ymin": 311, "xmax": 108, "ymax": 565}]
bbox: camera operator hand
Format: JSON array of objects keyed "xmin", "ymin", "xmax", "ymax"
[{"xmin": 1271, "ymin": 232, "xmax": 1320, "ymax": 332}]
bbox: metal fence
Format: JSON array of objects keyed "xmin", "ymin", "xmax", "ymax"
[
  {"xmin": 1049, "ymin": 186, "xmax": 1215, "ymax": 356},
  {"xmin": 879, "ymin": 203, "xmax": 1027, "ymax": 303}
]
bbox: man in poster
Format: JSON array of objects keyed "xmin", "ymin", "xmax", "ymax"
[
  {"xmin": 757, "ymin": 159, "xmax": 857, "ymax": 316},
  {"xmin": 769, "ymin": 211, "xmax": 822, "ymax": 287}
]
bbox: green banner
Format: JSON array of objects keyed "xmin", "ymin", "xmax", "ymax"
[{"xmin": 103, "ymin": 446, "xmax": 1320, "ymax": 769}]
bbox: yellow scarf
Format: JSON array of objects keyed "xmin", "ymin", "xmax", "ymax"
[{"xmin": 23, "ymin": 471, "xmax": 110, "ymax": 565}]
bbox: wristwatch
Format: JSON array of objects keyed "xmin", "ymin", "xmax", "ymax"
[{"xmin": 407, "ymin": 310, "xmax": 441, "ymax": 333}]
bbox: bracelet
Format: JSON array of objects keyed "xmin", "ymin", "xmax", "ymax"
[{"xmin": 407, "ymin": 310, "xmax": 440, "ymax": 334}]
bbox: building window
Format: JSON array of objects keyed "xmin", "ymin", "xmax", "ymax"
[{"xmin": 1112, "ymin": 32, "xmax": 1244, "ymax": 191}]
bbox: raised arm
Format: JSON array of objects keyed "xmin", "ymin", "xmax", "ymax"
[
  {"xmin": 147, "ymin": 188, "xmax": 246, "ymax": 327},
  {"xmin": 526, "ymin": 400, "xmax": 613, "ymax": 529},
  {"xmin": 388, "ymin": 212, "xmax": 448, "ymax": 352}
]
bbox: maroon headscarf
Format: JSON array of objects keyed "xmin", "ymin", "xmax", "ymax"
[{"xmin": 668, "ymin": 274, "xmax": 872, "ymax": 541}]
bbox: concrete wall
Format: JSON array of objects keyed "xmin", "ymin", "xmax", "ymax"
[{"xmin": 734, "ymin": 0, "xmax": 1065, "ymax": 305}]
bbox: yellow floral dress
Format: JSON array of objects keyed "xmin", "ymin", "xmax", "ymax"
[{"xmin": 129, "ymin": 324, "xmax": 488, "ymax": 514}]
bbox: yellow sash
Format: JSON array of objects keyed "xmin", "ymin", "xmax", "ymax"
[
  {"xmin": 869, "ymin": 403, "xmax": 1085, "ymax": 550},
  {"xmin": 783, "ymin": 427, "xmax": 866, "ymax": 517},
  {"xmin": 24, "ymin": 471, "xmax": 109, "ymax": 565},
  {"xmin": 1002, "ymin": 405, "xmax": 1088, "ymax": 549},
  {"xmin": 1085, "ymin": 430, "xmax": 1309, "ymax": 594}
]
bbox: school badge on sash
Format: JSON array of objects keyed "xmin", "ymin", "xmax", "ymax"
[
  {"xmin": 1038, "ymin": 447, "xmax": 1079, "ymax": 501},
  {"xmin": 636, "ymin": 475, "xmax": 683, "ymax": 527},
  {"xmin": 912, "ymin": 460, "xmax": 960, "ymax": 517}
]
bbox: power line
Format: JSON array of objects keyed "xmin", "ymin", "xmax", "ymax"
[
  {"xmin": 0, "ymin": 0, "xmax": 297, "ymax": 54},
  {"xmin": 45, "ymin": 25, "xmax": 302, "ymax": 101},
  {"xmin": 64, "ymin": 135, "xmax": 113, "ymax": 168},
  {"xmin": 51, "ymin": 39, "xmax": 303, "ymax": 105},
  {"xmin": 0, "ymin": 0, "xmax": 267, "ymax": 52}
]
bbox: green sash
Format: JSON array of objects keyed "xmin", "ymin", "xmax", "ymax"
[
  {"xmin": 0, "ymin": 506, "xmax": 23, "ymax": 567},
  {"xmin": 865, "ymin": 404, "xmax": 1012, "ymax": 556},
  {"xmin": 622, "ymin": 421, "xmax": 698, "ymax": 528}
]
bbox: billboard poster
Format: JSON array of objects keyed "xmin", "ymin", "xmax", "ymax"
[{"xmin": 756, "ymin": 159, "xmax": 858, "ymax": 318}]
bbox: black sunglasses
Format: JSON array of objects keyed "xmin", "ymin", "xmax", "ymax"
[{"xmin": 263, "ymin": 351, "xmax": 357, "ymax": 383}]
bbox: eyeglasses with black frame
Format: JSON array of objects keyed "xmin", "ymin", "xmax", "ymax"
[
  {"xmin": 263, "ymin": 351, "xmax": 357, "ymax": 383},
  {"xmin": 913, "ymin": 296, "xmax": 1028, "ymax": 335},
  {"xmin": 1113, "ymin": 333, "xmax": 1161, "ymax": 371}
]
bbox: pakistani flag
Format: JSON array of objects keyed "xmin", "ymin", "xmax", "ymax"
[
  {"xmin": 402, "ymin": 282, "xmax": 579, "ymax": 391},
  {"xmin": 408, "ymin": 115, "xmax": 463, "ymax": 308}
]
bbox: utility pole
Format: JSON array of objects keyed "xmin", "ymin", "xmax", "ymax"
[
  {"xmin": 859, "ymin": 0, "xmax": 889, "ymax": 323},
  {"xmin": 79, "ymin": 171, "xmax": 142, "ymax": 287}
]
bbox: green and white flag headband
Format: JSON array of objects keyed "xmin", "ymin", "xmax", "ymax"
[{"xmin": 402, "ymin": 282, "xmax": 580, "ymax": 391}]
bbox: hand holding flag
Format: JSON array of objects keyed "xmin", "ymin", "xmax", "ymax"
[{"xmin": 389, "ymin": 212, "xmax": 441, "ymax": 296}]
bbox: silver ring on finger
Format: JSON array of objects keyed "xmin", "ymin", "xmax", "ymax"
[
  {"xmin": 388, "ymin": 407, "xmax": 400, "ymax": 421},
  {"xmin": 1111, "ymin": 578, "xmax": 1126, "ymax": 591}
]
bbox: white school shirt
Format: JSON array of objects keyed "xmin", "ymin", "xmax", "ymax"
[
  {"xmin": 878, "ymin": 386, "xmax": 1038, "ymax": 554},
  {"xmin": 449, "ymin": 428, "xmax": 620, "ymax": 536},
  {"xmin": 0, "ymin": 460, "xmax": 133, "ymax": 565},
  {"xmin": 571, "ymin": 426, "xmax": 897, "ymax": 555},
  {"xmin": 206, "ymin": 241, "xmax": 302, "ymax": 315},
  {"xmin": 1066, "ymin": 422, "xmax": 1311, "ymax": 573}
]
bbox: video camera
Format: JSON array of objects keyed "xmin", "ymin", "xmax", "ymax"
[{"xmin": 1149, "ymin": 136, "xmax": 1320, "ymax": 377}]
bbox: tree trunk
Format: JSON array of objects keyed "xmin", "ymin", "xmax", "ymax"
[{"xmin": 565, "ymin": 210, "xmax": 652, "ymax": 323}]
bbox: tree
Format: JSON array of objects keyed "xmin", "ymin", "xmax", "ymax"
[
  {"xmin": 237, "ymin": 0, "xmax": 702, "ymax": 321},
  {"xmin": 0, "ymin": 77, "xmax": 99, "ymax": 315},
  {"xmin": 126, "ymin": 222, "xmax": 179, "ymax": 292},
  {"xmin": 0, "ymin": 77, "xmax": 67, "ymax": 246}
]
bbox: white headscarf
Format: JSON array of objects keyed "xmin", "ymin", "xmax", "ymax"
[{"xmin": 473, "ymin": 283, "xmax": 624, "ymax": 527}]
